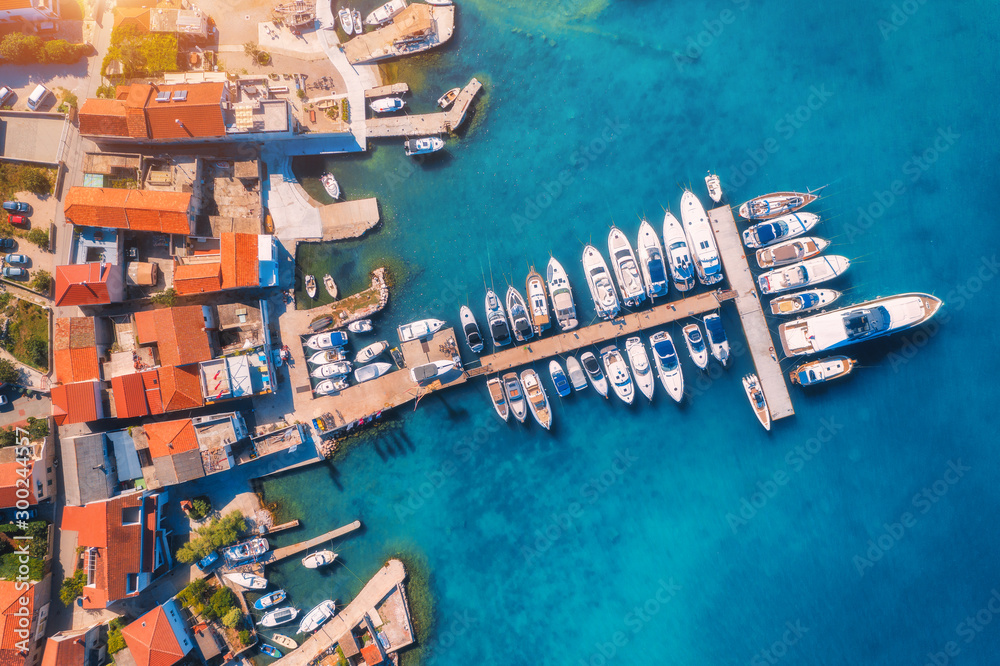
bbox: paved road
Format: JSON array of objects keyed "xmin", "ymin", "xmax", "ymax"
[{"xmin": 0, "ymin": 385, "xmax": 49, "ymax": 428}]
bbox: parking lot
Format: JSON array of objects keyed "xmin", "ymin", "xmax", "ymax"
[{"xmin": 1, "ymin": 192, "xmax": 56, "ymax": 286}]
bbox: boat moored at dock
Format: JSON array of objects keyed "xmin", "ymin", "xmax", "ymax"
[
  {"xmin": 437, "ymin": 86, "xmax": 460, "ymax": 109},
  {"xmin": 311, "ymin": 361, "xmax": 352, "ymax": 379},
  {"xmin": 397, "ymin": 319, "xmax": 445, "ymax": 342},
  {"xmin": 348, "ymin": 319, "xmax": 372, "ymax": 333},
  {"xmin": 305, "ymin": 274, "xmax": 317, "ymax": 299},
  {"xmin": 370, "ymin": 97, "xmax": 405, "ymax": 114},
  {"xmin": 254, "ymin": 589, "xmax": 286, "ymax": 611},
  {"xmin": 306, "ymin": 331, "xmax": 349, "ymax": 351},
  {"xmin": 743, "ymin": 374, "xmax": 771, "ymax": 430},
  {"xmin": 649, "ymin": 331, "xmax": 684, "ymax": 402},
  {"xmin": 565, "ymin": 356, "xmax": 587, "ymax": 391},
  {"xmin": 338, "ymin": 7, "xmax": 353, "ymax": 34},
  {"xmin": 548, "ymin": 360, "xmax": 572, "ymax": 397},
  {"xmin": 636, "ymin": 219, "xmax": 669, "ymax": 300},
  {"xmin": 486, "ymin": 377, "xmax": 509, "ymax": 421},
  {"xmin": 705, "ymin": 171, "xmax": 723, "ymax": 203},
  {"xmin": 502, "ymin": 372, "xmax": 527, "ymax": 422},
  {"xmin": 409, "ymin": 359, "xmax": 458, "ymax": 384},
  {"xmin": 756, "ymin": 236, "xmax": 831, "ymax": 268},
  {"xmin": 778, "ymin": 293, "xmax": 943, "ymax": 357},
  {"xmin": 738, "ymin": 190, "xmax": 820, "ymax": 221},
  {"xmin": 225, "ymin": 572, "xmax": 268, "ymax": 590},
  {"xmin": 625, "ymin": 337, "xmax": 654, "ymax": 400},
  {"xmin": 520, "ymin": 369, "xmax": 552, "ymax": 429},
  {"xmin": 601, "ymin": 345, "xmax": 634, "ymax": 404},
  {"xmin": 770, "ymin": 289, "xmax": 841, "ymax": 316},
  {"xmin": 525, "ymin": 267, "xmax": 551, "ymax": 335},
  {"xmin": 297, "ymin": 600, "xmax": 337, "ymax": 634},
  {"xmin": 272, "ymin": 635, "xmax": 296, "ymax": 650},
  {"xmin": 580, "ymin": 351, "xmax": 608, "ymax": 397},
  {"xmin": 260, "ymin": 644, "xmax": 282, "ymax": 659},
  {"xmin": 743, "ymin": 212, "xmax": 821, "ymax": 249},
  {"xmin": 324, "ymin": 274, "xmax": 338, "ymax": 299},
  {"xmin": 321, "ymin": 173, "xmax": 340, "ymax": 200},
  {"xmin": 608, "ymin": 227, "xmax": 646, "ymax": 307},
  {"xmin": 703, "ymin": 313, "xmax": 730, "ymax": 366},
  {"xmin": 352, "ymin": 8, "xmax": 363, "ymax": 34},
  {"xmin": 662, "ymin": 211, "xmax": 696, "ymax": 292},
  {"xmin": 260, "ymin": 606, "xmax": 298, "ymax": 628},
  {"xmin": 223, "ymin": 537, "xmax": 269, "ymax": 565},
  {"xmin": 546, "ymin": 257, "xmax": 578, "ymax": 331},
  {"xmin": 302, "ymin": 550, "xmax": 337, "ymax": 569},
  {"xmin": 484, "ymin": 289, "xmax": 511, "ymax": 347},
  {"xmin": 790, "ymin": 355, "xmax": 856, "ymax": 386},
  {"xmin": 582, "ymin": 244, "xmax": 621, "ymax": 319},
  {"xmin": 460, "ymin": 305, "xmax": 484, "ymax": 353},
  {"xmin": 505, "ymin": 286, "xmax": 533, "ymax": 342},
  {"xmin": 758, "ymin": 255, "xmax": 850, "ymax": 295},
  {"xmin": 315, "ymin": 378, "xmax": 348, "ymax": 395},
  {"xmin": 405, "ymin": 136, "xmax": 445, "ymax": 156},
  {"xmin": 366, "ymin": 0, "xmax": 407, "ymax": 25},
  {"xmin": 680, "ymin": 190, "xmax": 723, "ymax": 285},
  {"xmin": 682, "ymin": 322, "xmax": 709, "ymax": 370}
]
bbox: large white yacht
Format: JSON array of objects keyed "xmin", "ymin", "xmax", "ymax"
[
  {"xmin": 758, "ymin": 255, "xmax": 850, "ymax": 295},
  {"xmin": 649, "ymin": 331, "xmax": 684, "ymax": 402},
  {"xmin": 679, "ymin": 190, "xmax": 723, "ymax": 285},
  {"xmin": 546, "ymin": 257, "xmax": 579, "ymax": 331},
  {"xmin": 743, "ymin": 212, "xmax": 821, "ymax": 249},
  {"xmin": 607, "ymin": 227, "xmax": 646, "ymax": 307},
  {"xmin": 582, "ymin": 244, "xmax": 621, "ymax": 320},
  {"xmin": 662, "ymin": 211, "xmax": 695, "ymax": 292},
  {"xmin": 625, "ymin": 337, "xmax": 654, "ymax": 401},
  {"xmin": 601, "ymin": 345, "xmax": 634, "ymax": 404},
  {"xmin": 635, "ymin": 220, "xmax": 669, "ymax": 300}
]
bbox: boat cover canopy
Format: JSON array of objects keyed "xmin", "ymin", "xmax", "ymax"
[
  {"xmin": 705, "ymin": 316, "xmax": 727, "ymax": 342},
  {"xmin": 648, "ymin": 258, "xmax": 668, "ymax": 284}
]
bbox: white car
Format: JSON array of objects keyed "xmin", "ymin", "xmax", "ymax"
[
  {"xmin": 5, "ymin": 254, "xmax": 28, "ymax": 265},
  {"xmin": 0, "ymin": 86, "xmax": 13, "ymax": 107}
]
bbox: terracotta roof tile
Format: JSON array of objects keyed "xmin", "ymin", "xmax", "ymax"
[
  {"xmin": 142, "ymin": 419, "xmax": 197, "ymax": 458},
  {"xmin": 78, "ymin": 98, "xmax": 130, "ymax": 137},
  {"xmin": 121, "ymin": 605, "xmax": 186, "ymax": 666},
  {"xmin": 158, "ymin": 365, "xmax": 203, "ymax": 412},
  {"xmin": 0, "ymin": 581, "xmax": 37, "ymax": 661},
  {"xmin": 133, "ymin": 306, "xmax": 211, "ymax": 367},
  {"xmin": 55, "ymin": 263, "xmax": 113, "ymax": 307},
  {"xmin": 0, "ymin": 460, "xmax": 36, "ymax": 510},
  {"xmin": 221, "ymin": 233, "xmax": 259, "ymax": 289},
  {"xmin": 53, "ymin": 317, "xmax": 100, "ymax": 383},
  {"xmin": 41, "ymin": 632, "xmax": 87, "ymax": 666},
  {"xmin": 111, "ymin": 374, "xmax": 149, "ymax": 418},
  {"xmin": 63, "ymin": 188, "xmax": 191, "ymax": 234},
  {"xmin": 172, "ymin": 262, "xmax": 222, "ymax": 295},
  {"xmin": 112, "ymin": 7, "xmax": 150, "ymax": 30},
  {"xmin": 141, "ymin": 370, "xmax": 164, "ymax": 415},
  {"xmin": 81, "ymin": 82, "xmax": 226, "ymax": 142},
  {"xmin": 51, "ymin": 381, "xmax": 100, "ymax": 425}
]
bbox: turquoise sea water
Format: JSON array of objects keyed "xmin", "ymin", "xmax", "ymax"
[{"xmin": 269, "ymin": 1, "xmax": 1000, "ymax": 663}]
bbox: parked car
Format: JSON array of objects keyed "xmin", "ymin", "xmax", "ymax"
[
  {"xmin": 0, "ymin": 239, "xmax": 14, "ymax": 250},
  {"xmin": 0, "ymin": 396, "xmax": 7, "ymax": 407},
  {"xmin": 4, "ymin": 254, "xmax": 27, "ymax": 265},
  {"xmin": 2, "ymin": 202, "xmax": 28, "ymax": 213},
  {"xmin": 196, "ymin": 551, "xmax": 220, "ymax": 572},
  {"xmin": 2, "ymin": 267, "xmax": 25, "ymax": 278},
  {"xmin": 0, "ymin": 86, "xmax": 12, "ymax": 107},
  {"xmin": 7, "ymin": 215, "xmax": 26, "ymax": 226}
]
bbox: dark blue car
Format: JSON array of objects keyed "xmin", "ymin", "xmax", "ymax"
[{"xmin": 2, "ymin": 201, "xmax": 29, "ymax": 214}]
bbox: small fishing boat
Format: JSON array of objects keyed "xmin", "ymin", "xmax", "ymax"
[
  {"xmin": 260, "ymin": 607, "xmax": 299, "ymax": 628},
  {"xmin": 355, "ymin": 341, "xmax": 388, "ymax": 364},
  {"xmin": 580, "ymin": 351, "xmax": 608, "ymax": 397},
  {"xmin": 601, "ymin": 345, "xmax": 634, "ymax": 404},
  {"xmin": 311, "ymin": 361, "xmax": 352, "ymax": 379},
  {"xmin": 397, "ymin": 319, "xmax": 445, "ymax": 342},
  {"xmin": 437, "ymin": 86, "xmax": 460, "ymax": 109},
  {"xmin": 409, "ymin": 359, "xmax": 458, "ymax": 383},
  {"xmin": 315, "ymin": 378, "xmax": 348, "ymax": 395},
  {"xmin": 389, "ymin": 346, "xmax": 404, "ymax": 367},
  {"xmin": 354, "ymin": 362, "xmax": 392, "ymax": 383},
  {"xmin": 608, "ymin": 227, "xmax": 646, "ymax": 307},
  {"xmin": 272, "ymin": 635, "xmax": 297, "ymax": 650},
  {"xmin": 484, "ymin": 289, "xmax": 511, "ymax": 347},
  {"xmin": 521, "ymin": 369, "xmax": 552, "ymax": 429},
  {"xmin": 703, "ymin": 313, "xmax": 730, "ymax": 366},
  {"xmin": 297, "ymin": 600, "xmax": 337, "ymax": 634},
  {"xmin": 306, "ymin": 331, "xmax": 349, "ymax": 350},
  {"xmin": 565, "ymin": 356, "xmax": 587, "ymax": 391},
  {"xmin": 321, "ymin": 172, "xmax": 340, "ymax": 199},
  {"xmin": 756, "ymin": 236, "xmax": 831, "ymax": 269},
  {"xmin": 348, "ymin": 319, "xmax": 372, "ymax": 333},
  {"xmin": 743, "ymin": 212, "xmax": 821, "ymax": 249},
  {"xmin": 309, "ymin": 349, "xmax": 346, "ymax": 365},
  {"xmin": 525, "ymin": 267, "xmax": 551, "ymax": 335},
  {"xmin": 649, "ymin": 331, "xmax": 684, "ymax": 403},
  {"xmin": 225, "ymin": 573, "xmax": 268, "ymax": 590},
  {"xmin": 680, "ymin": 190, "xmax": 723, "ymax": 285},
  {"xmin": 404, "ymin": 136, "xmax": 445, "ymax": 156},
  {"xmin": 425, "ymin": 0, "xmax": 452, "ymax": 5},
  {"xmin": 338, "ymin": 7, "xmax": 353, "ymax": 34},
  {"xmin": 302, "ymin": 550, "xmax": 337, "ymax": 569},
  {"xmin": 548, "ymin": 360, "xmax": 572, "ymax": 397},
  {"xmin": 486, "ymin": 377, "xmax": 509, "ymax": 422},
  {"xmin": 310, "ymin": 316, "xmax": 333, "ymax": 332},
  {"xmin": 352, "ymin": 8, "xmax": 363, "ymax": 34},
  {"xmin": 260, "ymin": 644, "xmax": 282, "ymax": 659},
  {"xmin": 790, "ymin": 355, "xmax": 856, "ymax": 386},
  {"xmin": 366, "ymin": 0, "xmax": 406, "ymax": 25},
  {"xmin": 625, "ymin": 337, "xmax": 654, "ymax": 401},
  {"xmin": 582, "ymin": 244, "xmax": 621, "ymax": 320},
  {"xmin": 304, "ymin": 275, "xmax": 317, "ymax": 299},
  {"xmin": 502, "ymin": 372, "xmax": 527, "ymax": 423},
  {"xmin": 505, "ymin": 285, "xmax": 533, "ymax": 342},
  {"xmin": 323, "ymin": 274, "xmax": 338, "ymax": 299},
  {"xmin": 254, "ymin": 590, "xmax": 286, "ymax": 611},
  {"xmin": 705, "ymin": 171, "xmax": 723, "ymax": 203},
  {"xmin": 223, "ymin": 538, "xmax": 269, "ymax": 565},
  {"xmin": 370, "ymin": 97, "xmax": 405, "ymax": 113},
  {"xmin": 682, "ymin": 323, "xmax": 709, "ymax": 370},
  {"xmin": 738, "ymin": 190, "xmax": 821, "ymax": 221},
  {"xmin": 636, "ymin": 219, "xmax": 669, "ymax": 300},
  {"xmin": 662, "ymin": 210, "xmax": 696, "ymax": 292},
  {"xmin": 545, "ymin": 257, "xmax": 578, "ymax": 331},
  {"xmin": 743, "ymin": 374, "xmax": 771, "ymax": 431},
  {"xmin": 769, "ymin": 289, "xmax": 841, "ymax": 316},
  {"xmin": 460, "ymin": 305, "xmax": 484, "ymax": 353},
  {"xmin": 758, "ymin": 255, "xmax": 850, "ymax": 295}
]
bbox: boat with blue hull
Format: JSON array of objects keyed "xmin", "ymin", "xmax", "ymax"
[
  {"xmin": 662, "ymin": 211, "xmax": 695, "ymax": 292},
  {"xmin": 636, "ymin": 219, "xmax": 669, "ymax": 300}
]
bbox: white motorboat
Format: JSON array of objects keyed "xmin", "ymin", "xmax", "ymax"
[
  {"xmin": 580, "ymin": 351, "xmax": 608, "ymax": 397},
  {"xmin": 272, "ymin": 635, "xmax": 297, "ymax": 650},
  {"xmin": 548, "ymin": 360, "xmax": 572, "ymax": 398},
  {"xmin": 306, "ymin": 331, "xmax": 348, "ymax": 351},
  {"xmin": 223, "ymin": 538, "xmax": 269, "ymax": 564},
  {"xmin": 636, "ymin": 219, "xmax": 669, "ymax": 300},
  {"xmin": 703, "ymin": 313, "xmax": 730, "ymax": 366},
  {"xmin": 525, "ymin": 268, "xmax": 551, "ymax": 335},
  {"xmin": 305, "ymin": 274, "xmax": 317, "ymax": 299},
  {"xmin": 352, "ymin": 9, "xmax": 363, "ymax": 34},
  {"xmin": 308, "ymin": 349, "xmax": 345, "ymax": 365},
  {"xmin": 662, "ymin": 211, "xmax": 696, "ymax": 292},
  {"xmin": 405, "ymin": 136, "xmax": 445, "ymax": 156},
  {"xmin": 297, "ymin": 600, "xmax": 337, "ymax": 634},
  {"xmin": 601, "ymin": 345, "xmax": 634, "ymax": 404},
  {"xmin": 790, "ymin": 355, "xmax": 857, "ymax": 386},
  {"xmin": 254, "ymin": 590, "xmax": 286, "ymax": 611},
  {"xmin": 505, "ymin": 285, "xmax": 533, "ymax": 342},
  {"xmin": 355, "ymin": 341, "xmax": 388, "ymax": 364},
  {"xmin": 260, "ymin": 607, "xmax": 299, "ymax": 628},
  {"xmin": 743, "ymin": 212, "xmax": 821, "ymax": 249},
  {"xmin": 437, "ymin": 87, "xmax": 460, "ymax": 109},
  {"xmin": 778, "ymin": 293, "xmax": 943, "ymax": 357},
  {"xmin": 311, "ymin": 361, "xmax": 352, "ymax": 379},
  {"xmin": 649, "ymin": 331, "xmax": 684, "ymax": 403},
  {"xmin": 520, "ymin": 369, "xmax": 552, "ymax": 430},
  {"xmin": 366, "ymin": 0, "xmax": 406, "ymax": 24},
  {"xmin": 425, "ymin": 0, "xmax": 452, "ymax": 4},
  {"xmin": 565, "ymin": 356, "xmax": 587, "ymax": 391},
  {"xmin": 502, "ymin": 372, "xmax": 527, "ymax": 423},
  {"xmin": 607, "ymin": 226, "xmax": 646, "ymax": 307},
  {"xmin": 397, "ymin": 318, "xmax": 445, "ymax": 342},
  {"xmin": 738, "ymin": 190, "xmax": 821, "ymax": 221},
  {"xmin": 705, "ymin": 171, "xmax": 723, "ymax": 203},
  {"xmin": 323, "ymin": 274, "xmax": 338, "ymax": 299},
  {"xmin": 484, "ymin": 289, "xmax": 511, "ymax": 346},
  {"xmin": 758, "ymin": 255, "xmax": 850, "ymax": 295},
  {"xmin": 370, "ymin": 97, "xmax": 405, "ymax": 113},
  {"xmin": 743, "ymin": 374, "xmax": 771, "ymax": 431},
  {"xmin": 409, "ymin": 359, "xmax": 458, "ymax": 383},
  {"xmin": 486, "ymin": 377, "xmax": 509, "ymax": 422},
  {"xmin": 302, "ymin": 550, "xmax": 337, "ymax": 569},
  {"xmin": 338, "ymin": 7, "xmax": 353, "ymax": 34},
  {"xmin": 460, "ymin": 305, "xmax": 484, "ymax": 353},
  {"xmin": 348, "ymin": 319, "xmax": 372, "ymax": 333},
  {"xmin": 682, "ymin": 323, "xmax": 709, "ymax": 370},
  {"xmin": 354, "ymin": 362, "xmax": 392, "ymax": 383},
  {"xmin": 770, "ymin": 289, "xmax": 841, "ymax": 316},
  {"xmin": 756, "ymin": 236, "xmax": 831, "ymax": 269},
  {"xmin": 321, "ymin": 172, "xmax": 340, "ymax": 199},
  {"xmin": 680, "ymin": 190, "xmax": 724, "ymax": 285},
  {"xmin": 582, "ymin": 244, "xmax": 621, "ymax": 320},
  {"xmin": 225, "ymin": 573, "xmax": 267, "ymax": 590},
  {"xmin": 625, "ymin": 337, "xmax": 654, "ymax": 401},
  {"xmin": 315, "ymin": 378, "xmax": 348, "ymax": 395},
  {"xmin": 545, "ymin": 257, "xmax": 578, "ymax": 331}
]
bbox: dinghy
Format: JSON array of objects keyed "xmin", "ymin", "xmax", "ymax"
[
  {"xmin": 254, "ymin": 590, "xmax": 286, "ymax": 611},
  {"xmin": 304, "ymin": 275, "xmax": 317, "ymax": 299},
  {"xmin": 437, "ymin": 86, "xmax": 460, "ymax": 109}
]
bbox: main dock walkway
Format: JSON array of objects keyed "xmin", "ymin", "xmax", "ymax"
[
  {"xmin": 263, "ymin": 520, "xmax": 362, "ymax": 565},
  {"xmin": 366, "ymin": 78, "xmax": 482, "ymax": 138},
  {"xmin": 708, "ymin": 205, "xmax": 795, "ymax": 420}
]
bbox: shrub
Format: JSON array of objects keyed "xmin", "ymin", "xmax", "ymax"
[
  {"xmin": 0, "ymin": 359, "xmax": 17, "ymax": 385},
  {"xmin": 59, "ymin": 570, "xmax": 87, "ymax": 606},
  {"xmin": 238, "ymin": 629, "xmax": 252, "ymax": 646},
  {"xmin": 296, "ymin": 89, "xmax": 306, "ymax": 99},
  {"xmin": 103, "ymin": 26, "xmax": 178, "ymax": 78},
  {"xmin": 96, "ymin": 84, "xmax": 116, "ymax": 99},
  {"xmin": 15, "ymin": 167, "xmax": 51, "ymax": 195},
  {"xmin": 27, "ymin": 228, "xmax": 49, "ymax": 249},
  {"xmin": 175, "ymin": 511, "xmax": 245, "ymax": 563},
  {"xmin": 188, "ymin": 498, "xmax": 211, "ymax": 520},
  {"xmin": 0, "ymin": 33, "xmax": 43, "ymax": 64},
  {"xmin": 222, "ymin": 608, "xmax": 243, "ymax": 628},
  {"xmin": 107, "ymin": 631, "xmax": 126, "ymax": 654},
  {"xmin": 210, "ymin": 587, "xmax": 236, "ymax": 618},
  {"xmin": 43, "ymin": 40, "xmax": 87, "ymax": 64},
  {"xmin": 26, "ymin": 416, "xmax": 48, "ymax": 440},
  {"xmin": 151, "ymin": 287, "xmax": 177, "ymax": 306},
  {"xmin": 30, "ymin": 270, "xmax": 52, "ymax": 293}
]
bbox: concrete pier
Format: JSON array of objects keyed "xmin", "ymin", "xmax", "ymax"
[
  {"xmin": 366, "ymin": 78, "xmax": 482, "ymax": 138},
  {"xmin": 263, "ymin": 520, "xmax": 362, "ymax": 565}
]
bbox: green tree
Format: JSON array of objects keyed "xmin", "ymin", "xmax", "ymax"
[
  {"xmin": 42, "ymin": 40, "xmax": 86, "ymax": 64},
  {"xmin": 30, "ymin": 270, "xmax": 52, "ymax": 293},
  {"xmin": 189, "ymin": 498, "xmax": 211, "ymax": 520},
  {"xmin": 107, "ymin": 631, "xmax": 125, "ymax": 654},
  {"xmin": 0, "ymin": 33, "xmax": 43, "ymax": 64},
  {"xmin": 15, "ymin": 168, "xmax": 51, "ymax": 195},
  {"xmin": 238, "ymin": 630, "xmax": 252, "ymax": 646},
  {"xmin": 0, "ymin": 359, "xmax": 18, "ymax": 385},
  {"xmin": 26, "ymin": 416, "xmax": 49, "ymax": 440},
  {"xmin": 59, "ymin": 570, "xmax": 86, "ymax": 606},
  {"xmin": 222, "ymin": 608, "xmax": 243, "ymax": 628},
  {"xmin": 210, "ymin": 587, "xmax": 236, "ymax": 617},
  {"xmin": 151, "ymin": 288, "xmax": 177, "ymax": 307},
  {"xmin": 175, "ymin": 511, "xmax": 245, "ymax": 563}
]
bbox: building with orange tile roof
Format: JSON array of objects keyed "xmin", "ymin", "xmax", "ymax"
[
  {"xmin": 135, "ymin": 418, "xmax": 205, "ymax": 487},
  {"xmin": 172, "ymin": 262, "xmax": 222, "ymax": 295},
  {"xmin": 51, "ymin": 381, "xmax": 104, "ymax": 425},
  {"xmin": 361, "ymin": 644, "xmax": 385, "ymax": 665},
  {"xmin": 119, "ymin": 600, "xmax": 193, "ymax": 666},
  {"xmin": 172, "ymin": 233, "xmax": 275, "ymax": 295},
  {"xmin": 63, "ymin": 187, "xmax": 193, "ymax": 234},
  {"xmin": 133, "ymin": 305, "xmax": 213, "ymax": 368},
  {"xmin": 0, "ymin": 577, "xmax": 51, "ymax": 666},
  {"xmin": 0, "ymin": 0, "xmax": 59, "ymax": 23},
  {"xmin": 54, "ymin": 263, "xmax": 124, "ymax": 307},
  {"xmin": 40, "ymin": 623, "xmax": 104, "ymax": 666},
  {"xmin": 53, "ymin": 317, "xmax": 101, "ymax": 384},
  {"xmin": 158, "ymin": 365, "xmax": 204, "ymax": 411},
  {"xmin": 111, "ymin": 373, "xmax": 150, "ymax": 419},
  {"xmin": 0, "ymin": 434, "xmax": 55, "ymax": 510}
]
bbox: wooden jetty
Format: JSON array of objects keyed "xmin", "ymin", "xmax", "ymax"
[
  {"xmin": 266, "ymin": 519, "xmax": 300, "ymax": 534},
  {"xmin": 318, "ymin": 197, "xmax": 380, "ymax": 240},
  {"xmin": 708, "ymin": 205, "xmax": 795, "ymax": 420},
  {"xmin": 365, "ymin": 83, "xmax": 410, "ymax": 98},
  {"xmin": 366, "ymin": 78, "xmax": 482, "ymax": 138},
  {"xmin": 263, "ymin": 520, "xmax": 362, "ymax": 565}
]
